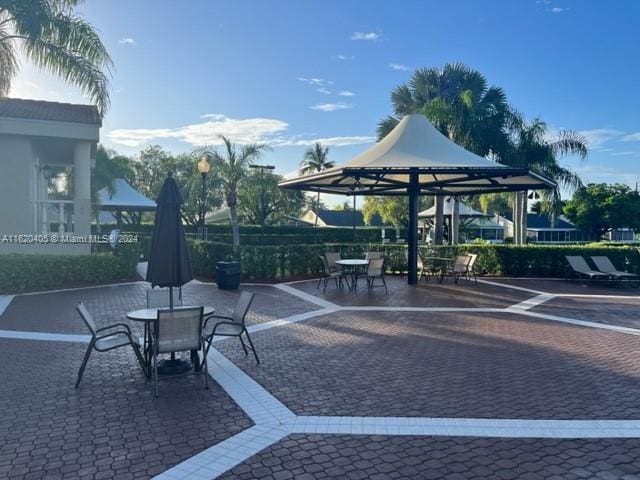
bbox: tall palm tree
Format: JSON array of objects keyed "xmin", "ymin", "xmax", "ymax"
[
  {"xmin": 377, "ymin": 63, "xmax": 512, "ymax": 244},
  {"xmin": 503, "ymin": 117, "xmax": 586, "ymax": 243},
  {"xmin": 201, "ymin": 137, "xmax": 270, "ymax": 246},
  {"xmin": 299, "ymin": 142, "xmax": 335, "ymax": 227},
  {"xmin": 0, "ymin": 0, "xmax": 112, "ymax": 115}
]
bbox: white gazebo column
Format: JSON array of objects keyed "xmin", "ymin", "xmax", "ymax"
[{"xmin": 74, "ymin": 142, "xmax": 91, "ymax": 236}]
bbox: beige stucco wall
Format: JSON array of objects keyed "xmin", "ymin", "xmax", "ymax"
[{"xmin": 0, "ymin": 135, "xmax": 35, "ymax": 235}]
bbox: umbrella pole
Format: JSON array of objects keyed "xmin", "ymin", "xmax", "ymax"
[
  {"xmin": 169, "ymin": 286, "xmax": 175, "ymax": 361},
  {"xmin": 407, "ymin": 170, "xmax": 419, "ymax": 285}
]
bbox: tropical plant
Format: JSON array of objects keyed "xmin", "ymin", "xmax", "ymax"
[
  {"xmin": 502, "ymin": 117, "xmax": 586, "ymax": 243},
  {"xmin": 199, "ymin": 137, "xmax": 270, "ymax": 245},
  {"xmin": 0, "ymin": 0, "xmax": 112, "ymax": 114},
  {"xmin": 563, "ymin": 183, "xmax": 640, "ymax": 237},
  {"xmin": 299, "ymin": 142, "xmax": 335, "ymax": 226},
  {"xmin": 377, "ymin": 63, "xmax": 512, "ymax": 244},
  {"xmin": 238, "ymin": 169, "xmax": 307, "ymax": 225}
]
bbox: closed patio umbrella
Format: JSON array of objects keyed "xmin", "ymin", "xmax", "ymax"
[{"xmin": 146, "ymin": 173, "xmax": 193, "ymax": 373}]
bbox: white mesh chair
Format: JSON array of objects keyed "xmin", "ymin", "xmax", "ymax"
[
  {"xmin": 317, "ymin": 255, "xmax": 344, "ymax": 292},
  {"xmin": 366, "ymin": 258, "xmax": 388, "ymax": 294},
  {"xmin": 365, "ymin": 251, "xmax": 383, "ymax": 261},
  {"xmin": 466, "ymin": 253, "xmax": 478, "ymax": 284},
  {"xmin": 146, "ymin": 288, "xmax": 183, "ymax": 308},
  {"xmin": 324, "ymin": 252, "xmax": 341, "ymax": 273},
  {"xmin": 75, "ymin": 302, "xmax": 145, "ymax": 388},
  {"xmin": 152, "ymin": 306, "xmax": 207, "ymax": 397},
  {"xmin": 441, "ymin": 255, "xmax": 472, "ymax": 284},
  {"xmin": 565, "ymin": 256, "xmax": 611, "ymax": 281},
  {"xmin": 204, "ymin": 291, "xmax": 259, "ymax": 364}
]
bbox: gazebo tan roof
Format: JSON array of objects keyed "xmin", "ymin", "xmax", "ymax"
[
  {"xmin": 279, "ymin": 114, "xmax": 554, "ymax": 195},
  {"xmin": 419, "ymin": 199, "xmax": 488, "ymax": 219}
]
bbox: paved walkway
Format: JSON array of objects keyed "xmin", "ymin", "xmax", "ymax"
[{"xmin": 0, "ymin": 277, "xmax": 639, "ymax": 479}]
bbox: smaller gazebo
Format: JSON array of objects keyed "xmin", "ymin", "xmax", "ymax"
[
  {"xmin": 96, "ymin": 178, "xmax": 156, "ymax": 228},
  {"xmin": 419, "ymin": 198, "xmax": 488, "ymax": 244}
]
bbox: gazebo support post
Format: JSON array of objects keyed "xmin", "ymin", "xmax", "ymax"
[{"xmin": 407, "ymin": 170, "xmax": 419, "ymax": 285}]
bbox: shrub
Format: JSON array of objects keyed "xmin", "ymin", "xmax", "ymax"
[
  {"xmin": 186, "ymin": 240, "xmax": 640, "ymax": 281},
  {"xmin": 0, "ymin": 245, "xmax": 139, "ymax": 294}
]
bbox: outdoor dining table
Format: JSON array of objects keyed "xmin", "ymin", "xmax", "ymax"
[
  {"xmin": 335, "ymin": 259, "xmax": 369, "ymax": 292},
  {"xmin": 126, "ymin": 305, "xmax": 215, "ymax": 376},
  {"xmin": 423, "ymin": 256, "xmax": 455, "ymax": 283}
]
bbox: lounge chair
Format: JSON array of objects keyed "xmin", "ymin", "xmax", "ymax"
[
  {"xmin": 75, "ymin": 302, "xmax": 146, "ymax": 388},
  {"xmin": 591, "ymin": 256, "xmax": 640, "ymax": 286},
  {"xmin": 565, "ymin": 256, "xmax": 611, "ymax": 281},
  {"xmin": 204, "ymin": 291, "xmax": 259, "ymax": 364},
  {"xmin": 152, "ymin": 306, "xmax": 208, "ymax": 397},
  {"xmin": 365, "ymin": 258, "xmax": 388, "ymax": 294}
]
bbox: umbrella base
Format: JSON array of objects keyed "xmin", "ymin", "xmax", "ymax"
[{"xmin": 157, "ymin": 358, "xmax": 192, "ymax": 375}]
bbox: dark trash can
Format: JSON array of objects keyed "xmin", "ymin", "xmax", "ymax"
[{"xmin": 216, "ymin": 261, "xmax": 241, "ymax": 290}]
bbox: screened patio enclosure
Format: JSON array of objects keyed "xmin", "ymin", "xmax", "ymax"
[{"xmin": 279, "ymin": 114, "xmax": 555, "ymax": 284}]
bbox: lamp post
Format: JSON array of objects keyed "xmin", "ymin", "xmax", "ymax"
[
  {"xmin": 249, "ymin": 164, "xmax": 275, "ymax": 232},
  {"xmin": 197, "ymin": 156, "xmax": 211, "ymax": 240}
]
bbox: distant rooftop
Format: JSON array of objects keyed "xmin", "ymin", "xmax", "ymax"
[
  {"xmin": 0, "ymin": 98, "xmax": 101, "ymax": 126},
  {"xmin": 503, "ymin": 213, "xmax": 576, "ymax": 230},
  {"xmin": 312, "ymin": 209, "xmax": 385, "ymax": 227}
]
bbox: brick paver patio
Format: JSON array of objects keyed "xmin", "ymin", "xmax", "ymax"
[{"xmin": 1, "ymin": 276, "xmax": 639, "ymax": 479}]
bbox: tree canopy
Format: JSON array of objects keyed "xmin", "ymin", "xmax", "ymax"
[{"xmin": 563, "ymin": 183, "xmax": 640, "ymax": 236}]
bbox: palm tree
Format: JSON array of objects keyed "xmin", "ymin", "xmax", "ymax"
[
  {"xmin": 299, "ymin": 142, "xmax": 335, "ymax": 227},
  {"xmin": 0, "ymin": 0, "xmax": 112, "ymax": 115},
  {"xmin": 503, "ymin": 118, "xmax": 586, "ymax": 244},
  {"xmin": 201, "ymin": 137, "xmax": 270, "ymax": 246},
  {"xmin": 377, "ymin": 63, "xmax": 512, "ymax": 244}
]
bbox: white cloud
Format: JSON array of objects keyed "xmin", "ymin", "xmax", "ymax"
[
  {"xmin": 333, "ymin": 54, "xmax": 354, "ymax": 60},
  {"xmin": 309, "ymin": 103, "xmax": 353, "ymax": 112},
  {"xmin": 278, "ymin": 136, "xmax": 375, "ymax": 147},
  {"xmin": 551, "ymin": 7, "xmax": 564, "ymax": 12},
  {"xmin": 298, "ymin": 77, "xmax": 333, "ymax": 87},
  {"xmin": 351, "ymin": 31, "xmax": 379, "ymax": 42},
  {"xmin": 622, "ymin": 132, "xmax": 640, "ymax": 142},
  {"xmin": 610, "ymin": 151, "xmax": 638, "ymax": 156},
  {"xmin": 200, "ymin": 113, "xmax": 226, "ymax": 120},
  {"xmin": 118, "ymin": 37, "xmax": 136, "ymax": 45},
  {"xmin": 338, "ymin": 90, "xmax": 355, "ymax": 97},
  {"xmin": 316, "ymin": 87, "xmax": 332, "ymax": 95},
  {"xmin": 389, "ymin": 62, "xmax": 411, "ymax": 71},
  {"xmin": 108, "ymin": 115, "xmax": 289, "ymax": 147},
  {"xmin": 577, "ymin": 128, "xmax": 625, "ymax": 148}
]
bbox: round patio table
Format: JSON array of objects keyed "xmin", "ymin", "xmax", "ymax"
[
  {"xmin": 335, "ymin": 259, "xmax": 369, "ymax": 292},
  {"xmin": 127, "ymin": 306, "xmax": 215, "ymax": 376}
]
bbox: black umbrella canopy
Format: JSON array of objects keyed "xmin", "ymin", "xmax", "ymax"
[{"xmin": 146, "ymin": 174, "xmax": 193, "ymax": 288}]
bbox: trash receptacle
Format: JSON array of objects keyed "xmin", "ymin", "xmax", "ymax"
[{"xmin": 216, "ymin": 261, "xmax": 241, "ymax": 290}]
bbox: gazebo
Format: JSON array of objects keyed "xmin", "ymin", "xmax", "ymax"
[
  {"xmin": 96, "ymin": 178, "xmax": 156, "ymax": 228},
  {"xmin": 279, "ymin": 114, "xmax": 554, "ymax": 284},
  {"xmin": 419, "ymin": 198, "xmax": 488, "ymax": 244}
]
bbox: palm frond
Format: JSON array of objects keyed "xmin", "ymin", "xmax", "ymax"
[{"xmin": 376, "ymin": 116, "xmax": 399, "ymax": 141}]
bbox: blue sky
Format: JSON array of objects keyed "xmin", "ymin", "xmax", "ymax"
[{"xmin": 11, "ymin": 0, "xmax": 640, "ymax": 198}]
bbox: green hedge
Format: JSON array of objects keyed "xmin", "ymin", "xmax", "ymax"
[
  {"xmin": 187, "ymin": 241, "xmax": 640, "ymax": 280},
  {"xmin": 0, "ymin": 246, "xmax": 139, "ymax": 294}
]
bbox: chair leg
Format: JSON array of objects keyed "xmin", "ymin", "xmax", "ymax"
[
  {"xmin": 202, "ymin": 345, "xmax": 209, "ymax": 390},
  {"xmin": 153, "ymin": 351, "xmax": 159, "ymax": 398},
  {"xmin": 75, "ymin": 342, "xmax": 94, "ymax": 388},
  {"xmin": 316, "ymin": 276, "xmax": 322, "ymax": 289},
  {"xmin": 323, "ymin": 277, "xmax": 328, "ymax": 293},
  {"xmin": 239, "ymin": 335, "xmax": 249, "ymax": 356},
  {"xmin": 382, "ymin": 275, "xmax": 388, "ymax": 294},
  {"xmin": 244, "ymin": 331, "xmax": 260, "ymax": 364},
  {"xmin": 131, "ymin": 342, "xmax": 146, "ymax": 376}
]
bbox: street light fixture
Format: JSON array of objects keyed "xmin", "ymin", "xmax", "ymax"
[
  {"xmin": 249, "ymin": 164, "xmax": 275, "ymax": 231},
  {"xmin": 197, "ymin": 156, "xmax": 211, "ymax": 240}
]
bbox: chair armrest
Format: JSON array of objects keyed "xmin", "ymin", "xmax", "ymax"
[
  {"xmin": 203, "ymin": 315, "xmax": 233, "ymax": 329},
  {"xmin": 95, "ymin": 330, "xmax": 134, "ymax": 341},
  {"xmin": 204, "ymin": 321, "xmax": 240, "ymax": 337},
  {"xmin": 96, "ymin": 323, "xmax": 132, "ymax": 334}
]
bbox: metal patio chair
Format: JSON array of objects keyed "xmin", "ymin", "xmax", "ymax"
[
  {"xmin": 365, "ymin": 258, "xmax": 388, "ymax": 294},
  {"xmin": 365, "ymin": 251, "xmax": 383, "ymax": 261},
  {"xmin": 465, "ymin": 253, "xmax": 479, "ymax": 284},
  {"xmin": 75, "ymin": 302, "xmax": 145, "ymax": 388},
  {"xmin": 317, "ymin": 255, "xmax": 344, "ymax": 292},
  {"xmin": 204, "ymin": 291, "xmax": 260, "ymax": 364},
  {"xmin": 152, "ymin": 306, "xmax": 207, "ymax": 397},
  {"xmin": 441, "ymin": 254, "xmax": 472, "ymax": 284}
]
